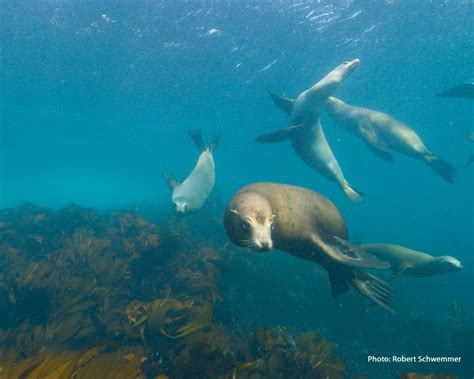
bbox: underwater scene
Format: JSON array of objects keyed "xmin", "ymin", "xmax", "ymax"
[{"xmin": 1, "ymin": 1, "xmax": 473, "ymax": 378}]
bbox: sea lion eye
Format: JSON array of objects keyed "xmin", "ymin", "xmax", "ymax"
[{"xmin": 241, "ymin": 221, "xmax": 250, "ymax": 230}]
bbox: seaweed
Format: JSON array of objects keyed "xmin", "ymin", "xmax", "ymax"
[{"xmin": 0, "ymin": 203, "xmax": 350, "ymax": 378}]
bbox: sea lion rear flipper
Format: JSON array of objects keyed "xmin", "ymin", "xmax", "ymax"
[
  {"xmin": 341, "ymin": 181, "xmax": 364, "ymax": 204},
  {"xmin": 209, "ymin": 133, "xmax": 221, "ymax": 154},
  {"xmin": 267, "ymin": 91, "xmax": 295, "ymax": 115},
  {"xmin": 254, "ymin": 123, "xmax": 304, "ymax": 144},
  {"xmin": 163, "ymin": 170, "xmax": 180, "ymax": 191},
  {"xmin": 365, "ymin": 143, "xmax": 394, "ymax": 162},
  {"xmin": 188, "ymin": 129, "xmax": 205, "ymax": 152},
  {"xmin": 424, "ymin": 155, "xmax": 457, "ymax": 183},
  {"xmin": 437, "ymin": 83, "xmax": 474, "ymax": 99},
  {"xmin": 325, "ymin": 236, "xmax": 390, "ymax": 269},
  {"xmin": 328, "ymin": 268, "xmax": 394, "ymax": 313},
  {"xmin": 349, "ymin": 269, "xmax": 395, "ymax": 313}
]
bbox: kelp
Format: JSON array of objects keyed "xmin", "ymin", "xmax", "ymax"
[
  {"xmin": 0, "ymin": 345, "xmax": 143, "ymax": 379},
  {"xmin": 0, "ymin": 203, "xmax": 349, "ymax": 378},
  {"xmin": 231, "ymin": 327, "xmax": 346, "ymax": 379}
]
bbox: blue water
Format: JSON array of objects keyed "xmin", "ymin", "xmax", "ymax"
[{"xmin": 1, "ymin": 1, "xmax": 473, "ymax": 377}]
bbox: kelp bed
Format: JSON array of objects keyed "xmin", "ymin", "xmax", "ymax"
[{"xmin": 0, "ymin": 203, "xmax": 348, "ymax": 379}]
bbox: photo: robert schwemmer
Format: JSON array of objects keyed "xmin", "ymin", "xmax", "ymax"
[{"xmin": 368, "ymin": 355, "xmax": 462, "ymax": 363}]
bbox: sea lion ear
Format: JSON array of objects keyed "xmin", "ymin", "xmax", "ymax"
[{"xmin": 229, "ymin": 209, "xmax": 239, "ymax": 215}]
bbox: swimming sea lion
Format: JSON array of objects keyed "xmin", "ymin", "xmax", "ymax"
[
  {"xmin": 325, "ymin": 96, "xmax": 457, "ymax": 183},
  {"xmin": 437, "ymin": 83, "xmax": 474, "ymax": 99},
  {"xmin": 164, "ymin": 130, "xmax": 219, "ymax": 213},
  {"xmin": 357, "ymin": 243, "xmax": 463, "ymax": 279},
  {"xmin": 255, "ymin": 59, "xmax": 363, "ymax": 203},
  {"xmin": 223, "ymin": 182, "xmax": 394, "ymax": 312}
]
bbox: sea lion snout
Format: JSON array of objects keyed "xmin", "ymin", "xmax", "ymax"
[
  {"xmin": 441, "ymin": 256, "xmax": 463, "ymax": 271},
  {"xmin": 253, "ymin": 233, "xmax": 273, "ymax": 252},
  {"xmin": 338, "ymin": 58, "xmax": 360, "ymax": 73},
  {"xmin": 174, "ymin": 198, "xmax": 188, "ymax": 213},
  {"xmin": 223, "ymin": 191, "xmax": 274, "ymax": 253}
]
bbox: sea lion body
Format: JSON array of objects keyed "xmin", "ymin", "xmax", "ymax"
[
  {"xmin": 358, "ymin": 243, "xmax": 463, "ymax": 278},
  {"xmin": 325, "ymin": 97, "xmax": 457, "ymax": 183},
  {"xmin": 256, "ymin": 60, "xmax": 363, "ymax": 203},
  {"xmin": 164, "ymin": 130, "xmax": 219, "ymax": 214},
  {"xmin": 224, "ymin": 182, "xmax": 394, "ymax": 312}
]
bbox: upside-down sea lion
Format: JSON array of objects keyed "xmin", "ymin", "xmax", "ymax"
[
  {"xmin": 325, "ymin": 96, "xmax": 457, "ymax": 183},
  {"xmin": 255, "ymin": 59, "xmax": 363, "ymax": 203},
  {"xmin": 223, "ymin": 182, "xmax": 394, "ymax": 312},
  {"xmin": 164, "ymin": 130, "xmax": 219, "ymax": 213},
  {"xmin": 357, "ymin": 243, "xmax": 463, "ymax": 279}
]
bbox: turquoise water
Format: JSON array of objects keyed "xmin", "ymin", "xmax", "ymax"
[{"xmin": 1, "ymin": 1, "xmax": 473, "ymax": 377}]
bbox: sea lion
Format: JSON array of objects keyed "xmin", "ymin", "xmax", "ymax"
[
  {"xmin": 164, "ymin": 130, "xmax": 219, "ymax": 213},
  {"xmin": 224, "ymin": 182, "xmax": 394, "ymax": 312},
  {"xmin": 437, "ymin": 83, "xmax": 474, "ymax": 99},
  {"xmin": 325, "ymin": 96, "xmax": 457, "ymax": 183},
  {"xmin": 255, "ymin": 59, "xmax": 363, "ymax": 203},
  {"xmin": 357, "ymin": 243, "xmax": 463, "ymax": 279}
]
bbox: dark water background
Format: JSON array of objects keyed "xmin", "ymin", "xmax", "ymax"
[{"xmin": 1, "ymin": 1, "xmax": 473, "ymax": 377}]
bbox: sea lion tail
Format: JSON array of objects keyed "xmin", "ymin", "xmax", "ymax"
[
  {"xmin": 424, "ymin": 155, "xmax": 457, "ymax": 183},
  {"xmin": 188, "ymin": 129, "xmax": 205, "ymax": 152},
  {"xmin": 348, "ymin": 269, "xmax": 395, "ymax": 314},
  {"xmin": 208, "ymin": 133, "xmax": 221, "ymax": 154},
  {"xmin": 341, "ymin": 181, "xmax": 364, "ymax": 204}
]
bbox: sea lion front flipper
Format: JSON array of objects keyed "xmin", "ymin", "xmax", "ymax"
[
  {"xmin": 359, "ymin": 126, "xmax": 394, "ymax": 162},
  {"xmin": 254, "ymin": 123, "xmax": 304, "ymax": 144},
  {"xmin": 163, "ymin": 170, "xmax": 180, "ymax": 191},
  {"xmin": 311, "ymin": 235, "xmax": 390, "ymax": 269},
  {"xmin": 268, "ymin": 91, "xmax": 295, "ymax": 115},
  {"xmin": 365, "ymin": 142, "xmax": 394, "ymax": 162},
  {"xmin": 388, "ymin": 264, "xmax": 410, "ymax": 280}
]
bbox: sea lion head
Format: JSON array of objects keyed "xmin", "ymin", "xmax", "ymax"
[
  {"xmin": 338, "ymin": 58, "xmax": 360, "ymax": 72},
  {"xmin": 224, "ymin": 191, "xmax": 274, "ymax": 253},
  {"xmin": 174, "ymin": 197, "xmax": 189, "ymax": 213},
  {"xmin": 430, "ymin": 255, "xmax": 463, "ymax": 273},
  {"xmin": 331, "ymin": 58, "xmax": 360, "ymax": 82}
]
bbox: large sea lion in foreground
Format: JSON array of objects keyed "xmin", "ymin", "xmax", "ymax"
[
  {"xmin": 224, "ymin": 182, "xmax": 394, "ymax": 312},
  {"xmin": 164, "ymin": 130, "xmax": 219, "ymax": 213},
  {"xmin": 357, "ymin": 244, "xmax": 463, "ymax": 279},
  {"xmin": 325, "ymin": 96, "xmax": 457, "ymax": 183},
  {"xmin": 437, "ymin": 83, "xmax": 474, "ymax": 99},
  {"xmin": 255, "ymin": 59, "xmax": 363, "ymax": 203}
]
